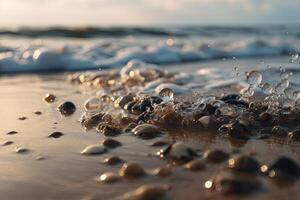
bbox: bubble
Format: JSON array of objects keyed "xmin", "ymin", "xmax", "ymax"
[
  {"xmin": 289, "ymin": 53, "xmax": 299, "ymax": 63},
  {"xmin": 84, "ymin": 97, "xmax": 102, "ymax": 111},
  {"xmin": 261, "ymin": 83, "xmax": 273, "ymax": 95},
  {"xmin": 247, "ymin": 71, "xmax": 262, "ymax": 86},
  {"xmin": 293, "ymin": 91, "xmax": 300, "ymax": 101},
  {"xmin": 284, "ymin": 87, "xmax": 294, "ymax": 99},
  {"xmin": 159, "ymin": 88, "xmax": 174, "ymax": 102},
  {"xmin": 275, "ymin": 79, "xmax": 289, "ymax": 94}
]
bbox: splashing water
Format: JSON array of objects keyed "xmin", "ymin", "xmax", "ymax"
[{"xmin": 159, "ymin": 88, "xmax": 174, "ymax": 102}]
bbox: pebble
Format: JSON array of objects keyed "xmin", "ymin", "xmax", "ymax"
[
  {"xmin": 48, "ymin": 131, "xmax": 64, "ymax": 138},
  {"xmin": 1, "ymin": 141, "xmax": 14, "ymax": 146},
  {"xmin": 261, "ymin": 157, "xmax": 300, "ymax": 178},
  {"xmin": 18, "ymin": 116, "xmax": 27, "ymax": 120},
  {"xmin": 288, "ymin": 129, "xmax": 300, "ymax": 141},
  {"xmin": 81, "ymin": 113, "xmax": 104, "ymax": 129},
  {"xmin": 117, "ymin": 94, "xmax": 135, "ymax": 109},
  {"xmin": 205, "ymin": 173, "xmax": 260, "ymax": 195},
  {"xmin": 15, "ymin": 146, "xmax": 29, "ymax": 153},
  {"xmin": 44, "ymin": 93, "xmax": 56, "ymax": 103},
  {"xmin": 6, "ymin": 131, "xmax": 18, "ymax": 135},
  {"xmin": 132, "ymin": 124, "xmax": 162, "ymax": 139},
  {"xmin": 227, "ymin": 121, "xmax": 251, "ymax": 140},
  {"xmin": 102, "ymin": 138, "xmax": 122, "ymax": 148},
  {"xmin": 204, "ymin": 149, "xmax": 229, "ymax": 163},
  {"xmin": 81, "ymin": 144, "xmax": 107, "ymax": 155},
  {"xmin": 184, "ymin": 159, "xmax": 205, "ymax": 171},
  {"xmin": 57, "ymin": 101, "xmax": 76, "ymax": 116},
  {"xmin": 271, "ymin": 125, "xmax": 288, "ymax": 137},
  {"xmin": 123, "ymin": 184, "xmax": 168, "ymax": 200},
  {"xmin": 228, "ymin": 155, "xmax": 260, "ymax": 174},
  {"xmin": 99, "ymin": 172, "xmax": 120, "ymax": 184},
  {"xmin": 153, "ymin": 166, "xmax": 172, "ymax": 177},
  {"xmin": 34, "ymin": 111, "xmax": 42, "ymax": 115},
  {"xmin": 119, "ymin": 163, "xmax": 146, "ymax": 179},
  {"xmin": 103, "ymin": 156, "xmax": 124, "ymax": 165},
  {"xmin": 96, "ymin": 124, "xmax": 121, "ymax": 137},
  {"xmin": 149, "ymin": 140, "xmax": 169, "ymax": 147},
  {"xmin": 157, "ymin": 142, "xmax": 197, "ymax": 162}
]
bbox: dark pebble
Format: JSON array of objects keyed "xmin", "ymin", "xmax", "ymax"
[
  {"xmin": 96, "ymin": 124, "xmax": 121, "ymax": 137},
  {"xmin": 57, "ymin": 101, "xmax": 76, "ymax": 116},
  {"xmin": 34, "ymin": 111, "xmax": 42, "ymax": 115},
  {"xmin": 204, "ymin": 149, "xmax": 229, "ymax": 163},
  {"xmin": 228, "ymin": 155, "xmax": 260, "ymax": 174},
  {"xmin": 104, "ymin": 156, "xmax": 124, "ymax": 165},
  {"xmin": 271, "ymin": 125, "xmax": 288, "ymax": 137},
  {"xmin": 7, "ymin": 131, "xmax": 18, "ymax": 135},
  {"xmin": 102, "ymin": 138, "xmax": 122, "ymax": 148},
  {"xmin": 288, "ymin": 129, "xmax": 300, "ymax": 141},
  {"xmin": 264, "ymin": 157, "xmax": 300, "ymax": 178},
  {"xmin": 48, "ymin": 131, "xmax": 64, "ymax": 138}
]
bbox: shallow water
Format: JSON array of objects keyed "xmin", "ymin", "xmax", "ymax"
[{"xmin": 1, "ymin": 58, "xmax": 300, "ymax": 200}]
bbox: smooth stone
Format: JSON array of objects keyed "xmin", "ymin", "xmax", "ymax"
[
  {"xmin": 103, "ymin": 156, "xmax": 124, "ymax": 165},
  {"xmin": 149, "ymin": 140, "xmax": 169, "ymax": 147},
  {"xmin": 7, "ymin": 131, "xmax": 18, "ymax": 135},
  {"xmin": 57, "ymin": 101, "xmax": 76, "ymax": 116},
  {"xmin": 184, "ymin": 159, "xmax": 205, "ymax": 171},
  {"xmin": 15, "ymin": 147, "xmax": 29, "ymax": 153},
  {"xmin": 204, "ymin": 149, "xmax": 229, "ymax": 163},
  {"xmin": 153, "ymin": 166, "xmax": 172, "ymax": 177},
  {"xmin": 44, "ymin": 93, "xmax": 56, "ymax": 103},
  {"xmin": 123, "ymin": 184, "xmax": 168, "ymax": 200},
  {"xmin": 99, "ymin": 172, "xmax": 120, "ymax": 184},
  {"xmin": 263, "ymin": 157, "xmax": 300, "ymax": 178},
  {"xmin": 34, "ymin": 111, "xmax": 42, "ymax": 115},
  {"xmin": 81, "ymin": 144, "xmax": 107, "ymax": 155},
  {"xmin": 119, "ymin": 163, "xmax": 145, "ymax": 179},
  {"xmin": 205, "ymin": 173, "xmax": 260, "ymax": 195},
  {"xmin": 1, "ymin": 141, "xmax": 14, "ymax": 146},
  {"xmin": 228, "ymin": 155, "xmax": 260, "ymax": 174},
  {"xmin": 157, "ymin": 142, "xmax": 197, "ymax": 162},
  {"xmin": 48, "ymin": 131, "xmax": 64, "ymax": 138},
  {"xmin": 102, "ymin": 138, "xmax": 122, "ymax": 148},
  {"xmin": 18, "ymin": 116, "xmax": 27, "ymax": 120},
  {"xmin": 132, "ymin": 124, "xmax": 162, "ymax": 139}
]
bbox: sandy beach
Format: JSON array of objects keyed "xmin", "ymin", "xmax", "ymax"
[{"xmin": 1, "ymin": 57, "xmax": 300, "ymax": 200}]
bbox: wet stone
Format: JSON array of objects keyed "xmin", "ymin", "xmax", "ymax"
[
  {"xmin": 81, "ymin": 113, "xmax": 104, "ymax": 129},
  {"xmin": 6, "ymin": 131, "xmax": 18, "ymax": 135},
  {"xmin": 119, "ymin": 163, "xmax": 146, "ymax": 179},
  {"xmin": 132, "ymin": 124, "xmax": 162, "ymax": 139},
  {"xmin": 204, "ymin": 149, "xmax": 229, "ymax": 163},
  {"xmin": 34, "ymin": 111, "xmax": 42, "ymax": 115},
  {"xmin": 228, "ymin": 155, "xmax": 260, "ymax": 174},
  {"xmin": 96, "ymin": 124, "xmax": 121, "ymax": 137},
  {"xmin": 102, "ymin": 138, "xmax": 122, "ymax": 148},
  {"xmin": 103, "ymin": 156, "xmax": 124, "ymax": 165},
  {"xmin": 153, "ymin": 166, "xmax": 172, "ymax": 177},
  {"xmin": 205, "ymin": 173, "xmax": 261, "ymax": 195},
  {"xmin": 118, "ymin": 94, "xmax": 135, "ymax": 109},
  {"xmin": 48, "ymin": 131, "xmax": 64, "ymax": 138},
  {"xmin": 184, "ymin": 159, "xmax": 205, "ymax": 171},
  {"xmin": 124, "ymin": 184, "xmax": 168, "ymax": 200},
  {"xmin": 1, "ymin": 141, "xmax": 14, "ymax": 146},
  {"xmin": 288, "ymin": 129, "xmax": 300, "ymax": 141},
  {"xmin": 271, "ymin": 125, "xmax": 288, "ymax": 137},
  {"xmin": 157, "ymin": 142, "xmax": 197, "ymax": 163},
  {"xmin": 57, "ymin": 101, "xmax": 76, "ymax": 116},
  {"xmin": 15, "ymin": 147, "xmax": 29, "ymax": 153},
  {"xmin": 99, "ymin": 172, "xmax": 120, "ymax": 184},
  {"xmin": 262, "ymin": 157, "xmax": 300, "ymax": 178},
  {"xmin": 81, "ymin": 144, "xmax": 107, "ymax": 155},
  {"xmin": 149, "ymin": 140, "xmax": 169, "ymax": 147},
  {"xmin": 18, "ymin": 116, "xmax": 27, "ymax": 120},
  {"xmin": 227, "ymin": 121, "xmax": 252, "ymax": 140},
  {"xmin": 44, "ymin": 93, "xmax": 56, "ymax": 103}
]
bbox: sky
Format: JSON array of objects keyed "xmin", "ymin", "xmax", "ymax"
[{"xmin": 0, "ymin": 0, "xmax": 299, "ymax": 27}]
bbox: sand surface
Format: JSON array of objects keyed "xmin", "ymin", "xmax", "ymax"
[{"xmin": 1, "ymin": 59, "xmax": 300, "ymax": 200}]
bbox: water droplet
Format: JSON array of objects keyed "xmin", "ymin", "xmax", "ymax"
[
  {"xmin": 84, "ymin": 97, "xmax": 102, "ymax": 111},
  {"xmin": 275, "ymin": 79, "xmax": 289, "ymax": 94},
  {"xmin": 289, "ymin": 53, "xmax": 299, "ymax": 63},
  {"xmin": 284, "ymin": 87, "xmax": 294, "ymax": 99},
  {"xmin": 159, "ymin": 88, "xmax": 174, "ymax": 102},
  {"xmin": 261, "ymin": 83, "xmax": 273, "ymax": 95},
  {"xmin": 247, "ymin": 71, "xmax": 262, "ymax": 86}
]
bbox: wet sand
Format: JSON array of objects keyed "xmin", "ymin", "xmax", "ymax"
[{"xmin": 1, "ymin": 58, "xmax": 300, "ymax": 200}]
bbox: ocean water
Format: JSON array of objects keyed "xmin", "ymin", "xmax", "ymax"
[{"xmin": 0, "ymin": 25, "xmax": 299, "ymax": 73}]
